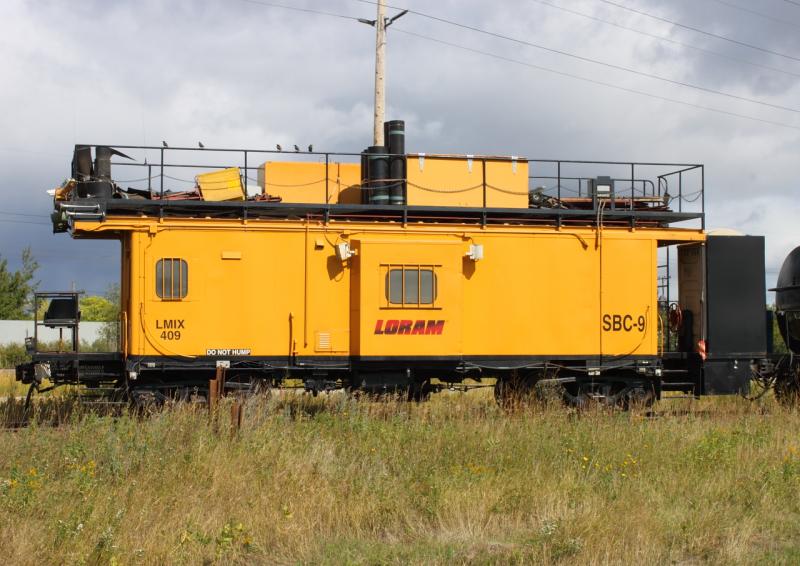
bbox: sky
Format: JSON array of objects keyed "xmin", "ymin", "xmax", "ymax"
[{"xmin": 0, "ymin": 0, "xmax": 799, "ymax": 297}]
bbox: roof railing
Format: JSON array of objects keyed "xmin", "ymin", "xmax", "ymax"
[{"xmin": 69, "ymin": 144, "xmax": 705, "ymax": 229}]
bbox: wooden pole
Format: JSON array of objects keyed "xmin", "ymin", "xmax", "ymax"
[
  {"xmin": 208, "ymin": 377, "xmax": 219, "ymax": 415},
  {"xmin": 230, "ymin": 399, "xmax": 243, "ymax": 436},
  {"xmin": 373, "ymin": 0, "xmax": 386, "ymax": 146},
  {"xmin": 209, "ymin": 366, "xmax": 225, "ymax": 417},
  {"xmin": 217, "ymin": 366, "xmax": 226, "ymax": 398}
]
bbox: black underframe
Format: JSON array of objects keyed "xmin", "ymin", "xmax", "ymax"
[
  {"xmin": 21, "ymin": 352, "xmax": 662, "ymax": 382},
  {"xmin": 63, "ymin": 198, "xmax": 703, "ymax": 231},
  {"xmin": 18, "ymin": 349, "xmax": 770, "ymax": 398}
]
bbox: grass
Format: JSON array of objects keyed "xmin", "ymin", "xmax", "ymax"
[
  {"xmin": 1, "ymin": 390, "xmax": 800, "ymax": 564},
  {"xmin": 0, "ymin": 369, "xmax": 26, "ymax": 399}
]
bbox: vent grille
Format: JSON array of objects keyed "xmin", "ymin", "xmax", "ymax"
[{"xmin": 316, "ymin": 332, "xmax": 331, "ymax": 351}]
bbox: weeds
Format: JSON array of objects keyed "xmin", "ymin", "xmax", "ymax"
[{"xmin": 1, "ymin": 390, "xmax": 799, "ymax": 564}]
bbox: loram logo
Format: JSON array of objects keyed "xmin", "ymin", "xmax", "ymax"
[{"xmin": 374, "ymin": 319, "xmax": 445, "ymax": 335}]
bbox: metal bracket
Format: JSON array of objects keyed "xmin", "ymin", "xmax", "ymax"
[{"xmin": 61, "ymin": 203, "xmax": 105, "ymax": 222}]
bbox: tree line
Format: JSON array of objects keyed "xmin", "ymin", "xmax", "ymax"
[
  {"xmin": 0, "ymin": 249, "xmax": 120, "ymax": 367},
  {"xmin": 0, "ymin": 247, "xmax": 118, "ymax": 322}
]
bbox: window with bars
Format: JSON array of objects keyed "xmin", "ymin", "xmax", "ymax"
[
  {"xmin": 384, "ymin": 265, "xmax": 438, "ymax": 307},
  {"xmin": 156, "ymin": 258, "xmax": 188, "ymax": 300}
]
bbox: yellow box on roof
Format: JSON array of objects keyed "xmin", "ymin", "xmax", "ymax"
[
  {"xmin": 258, "ymin": 162, "xmax": 362, "ymax": 204},
  {"xmin": 485, "ymin": 159, "xmax": 529, "ymax": 208},
  {"xmin": 329, "ymin": 163, "xmax": 362, "ymax": 204},
  {"xmin": 405, "ymin": 155, "xmax": 528, "ymax": 208},
  {"xmin": 195, "ymin": 167, "xmax": 245, "ymax": 201}
]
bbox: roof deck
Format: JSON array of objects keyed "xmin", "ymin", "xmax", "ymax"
[{"xmin": 53, "ymin": 144, "xmax": 705, "ymax": 231}]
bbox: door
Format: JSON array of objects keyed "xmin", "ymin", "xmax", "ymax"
[{"xmin": 351, "ymin": 238, "xmax": 463, "ymax": 359}]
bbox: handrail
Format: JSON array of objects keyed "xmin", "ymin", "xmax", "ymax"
[{"xmin": 72, "ymin": 144, "xmax": 705, "ymax": 225}]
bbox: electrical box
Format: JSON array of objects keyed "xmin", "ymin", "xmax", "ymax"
[{"xmin": 590, "ymin": 176, "xmax": 614, "ymax": 200}]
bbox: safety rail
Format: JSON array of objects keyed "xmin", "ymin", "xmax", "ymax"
[
  {"xmin": 528, "ymin": 159, "xmax": 704, "ymax": 229},
  {"xmin": 70, "ymin": 144, "xmax": 705, "ymax": 228}
]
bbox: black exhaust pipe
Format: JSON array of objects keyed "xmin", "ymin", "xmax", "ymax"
[
  {"xmin": 72, "ymin": 146, "xmax": 93, "ymax": 181},
  {"xmin": 384, "ymin": 120, "xmax": 406, "ymax": 205},
  {"xmin": 365, "ymin": 145, "xmax": 389, "ymax": 205}
]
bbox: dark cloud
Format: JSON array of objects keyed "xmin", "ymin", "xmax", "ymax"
[
  {"xmin": 0, "ymin": 0, "xmax": 799, "ymax": 294},
  {"xmin": 622, "ymin": 0, "xmax": 800, "ymax": 95}
]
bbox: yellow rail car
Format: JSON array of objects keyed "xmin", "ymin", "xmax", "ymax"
[
  {"xmin": 76, "ymin": 217, "xmax": 702, "ymax": 363},
  {"xmin": 17, "ymin": 132, "xmax": 769, "ymax": 406}
]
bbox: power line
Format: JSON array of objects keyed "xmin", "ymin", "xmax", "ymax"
[
  {"xmin": 239, "ymin": 0, "xmax": 800, "ymax": 130},
  {"xmin": 529, "ymin": 0, "xmax": 800, "ymax": 80},
  {"xmin": 353, "ymin": 0, "xmax": 800, "ymax": 114},
  {"xmin": 0, "ymin": 147, "xmax": 62, "ymax": 157},
  {"xmin": 0, "ymin": 218, "xmax": 51, "ymax": 226},
  {"xmin": 237, "ymin": 0, "xmax": 361, "ymax": 21},
  {"xmin": 594, "ymin": 0, "xmax": 800, "ymax": 63},
  {"xmin": 392, "ymin": 28, "xmax": 800, "ymax": 132},
  {"xmin": 0, "ymin": 211, "xmax": 50, "ymax": 219},
  {"xmin": 783, "ymin": 0, "xmax": 800, "ymax": 7},
  {"xmin": 28, "ymin": 251, "xmax": 116, "ymax": 258},
  {"xmin": 706, "ymin": 0, "xmax": 800, "ymax": 29}
]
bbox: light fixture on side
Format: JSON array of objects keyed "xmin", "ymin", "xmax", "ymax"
[
  {"xmin": 335, "ymin": 242, "xmax": 355, "ymax": 261},
  {"xmin": 466, "ymin": 244, "xmax": 484, "ymax": 261}
]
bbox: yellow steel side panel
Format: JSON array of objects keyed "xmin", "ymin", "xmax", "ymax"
[
  {"xmin": 261, "ymin": 162, "xmax": 327, "ymax": 203},
  {"xmin": 599, "ymin": 238, "xmax": 658, "ymax": 356},
  {"xmin": 196, "ymin": 168, "xmax": 245, "ymax": 201},
  {"xmin": 131, "ymin": 226, "xmax": 350, "ymax": 358},
  {"xmin": 352, "ymin": 239, "xmax": 463, "ymax": 357},
  {"xmin": 460, "ymin": 231, "xmax": 600, "ymax": 356},
  {"xmin": 120, "ymin": 234, "xmax": 131, "ymax": 355},
  {"xmin": 484, "ymin": 160, "xmax": 528, "ymax": 208},
  {"xmin": 127, "ymin": 232, "xmax": 143, "ymax": 356},
  {"xmin": 406, "ymin": 156, "xmax": 485, "ymax": 207},
  {"xmin": 78, "ymin": 218, "xmax": 703, "ymax": 360},
  {"xmin": 406, "ymin": 157, "xmax": 528, "ymax": 208},
  {"xmin": 459, "ymin": 231, "xmax": 658, "ymax": 356},
  {"xmin": 260, "ymin": 162, "xmax": 362, "ymax": 204}
]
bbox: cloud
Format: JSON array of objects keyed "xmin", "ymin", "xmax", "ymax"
[{"xmin": 0, "ymin": 0, "xmax": 798, "ymax": 295}]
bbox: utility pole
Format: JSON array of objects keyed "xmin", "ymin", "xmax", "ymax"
[
  {"xmin": 359, "ymin": 6, "xmax": 408, "ymax": 147},
  {"xmin": 373, "ymin": 0, "xmax": 387, "ymax": 146}
]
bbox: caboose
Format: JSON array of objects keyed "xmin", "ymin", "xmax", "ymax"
[{"xmin": 16, "ymin": 123, "xmax": 771, "ymax": 406}]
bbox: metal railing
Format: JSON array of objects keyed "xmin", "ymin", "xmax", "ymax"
[
  {"xmin": 73, "ymin": 144, "xmax": 705, "ymax": 227},
  {"xmin": 527, "ymin": 158, "xmax": 704, "ymax": 229}
]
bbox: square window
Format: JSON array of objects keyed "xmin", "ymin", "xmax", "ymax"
[
  {"xmin": 385, "ymin": 266, "xmax": 437, "ymax": 306},
  {"xmin": 156, "ymin": 258, "xmax": 188, "ymax": 299}
]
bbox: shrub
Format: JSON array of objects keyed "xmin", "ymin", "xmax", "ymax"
[{"xmin": 0, "ymin": 343, "xmax": 29, "ymax": 369}]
